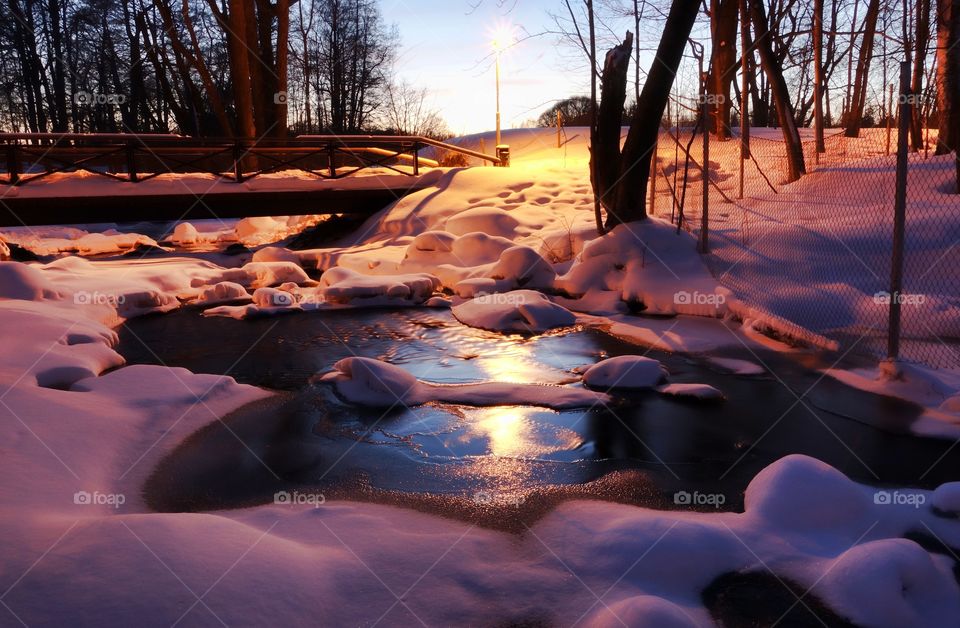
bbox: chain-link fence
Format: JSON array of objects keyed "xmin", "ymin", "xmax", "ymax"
[{"xmin": 647, "ymin": 76, "xmax": 959, "ymax": 369}]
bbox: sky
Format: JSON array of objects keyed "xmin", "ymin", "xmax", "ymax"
[{"xmin": 380, "ymin": 0, "xmax": 591, "ymax": 135}]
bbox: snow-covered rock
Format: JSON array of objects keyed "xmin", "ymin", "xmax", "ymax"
[
  {"xmin": 196, "ymin": 281, "xmax": 251, "ymax": 304},
  {"xmin": 452, "ymin": 290, "xmax": 576, "ymax": 332},
  {"xmin": 744, "ymin": 454, "xmax": 871, "ymax": 533},
  {"xmin": 656, "ymin": 382, "xmax": 725, "ymax": 401},
  {"xmin": 170, "ymin": 222, "xmax": 200, "ymax": 245},
  {"xmin": 818, "ymin": 538, "xmax": 958, "ymax": 628},
  {"xmin": 582, "ymin": 355, "xmax": 668, "ymax": 390},
  {"xmin": 320, "ymin": 357, "xmax": 610, "ymax": 410},
  {"xmin": 320, "ymin": 267, "xmax": 440, "ymax": 304},
  {"xmin": 931, "ymin": 482, "xmax": 960, "ymax": 514},
  {"xmin": 197, "ymin": 261, "xmax": 312, "ymax": 289}
]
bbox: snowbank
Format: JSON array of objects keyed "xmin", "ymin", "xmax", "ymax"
[{"xmin": 320, "ymin": 357, "xmax": 610, "ymax": 410}]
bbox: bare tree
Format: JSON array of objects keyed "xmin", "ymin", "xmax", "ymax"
[{"xmin": 381, "ymin": 79, "xmax": 448, "ymax": 137}]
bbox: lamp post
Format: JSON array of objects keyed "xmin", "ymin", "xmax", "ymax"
[
  {"xmin": 492, "ymin": 25, "xmax": 512, "ymax": 150},
  {"xmin": 495, "ymin": 49, "xmax": 501, "ymax": 148}
]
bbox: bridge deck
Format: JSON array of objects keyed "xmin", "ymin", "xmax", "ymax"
[{"xmin": 0, "ymin": 180, "xmax": 429, "ymax": 227}]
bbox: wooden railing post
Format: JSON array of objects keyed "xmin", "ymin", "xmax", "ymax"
[
  {"xmin": 126, "ymin": 141, "xmax": 138, "ymax": 182},
  {"xmin": 328, "ymin": 143, "xmax": 337, "ymax": 178},
  {"xmin": 233, "ymin": 140, "xmax": 244, "ymax": 182},
  {"xmin": 6, "ymin": 143, "xmax": 19, "ymax": 185},
  {"xmin": 412, "ymin": 142, "xmax": 420, "ymax": 176}
]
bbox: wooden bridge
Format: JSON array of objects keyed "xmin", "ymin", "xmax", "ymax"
[{"xmin": 0, "ymin": 133, "xmax": 503, "ymax": 227}]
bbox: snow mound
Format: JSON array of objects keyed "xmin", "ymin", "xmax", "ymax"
[
  {"xmin": 452, "ymin": 290, "xmax": 576, "ymax": 332},
  {"xmin": 322, "ymin": 357, "xmax": 419, "ymax": 406},
  {"xmin": 931, "ymin": 482, "xmax": 960, "ymax": 514},
  {"xmin": 198, "ymin": 261, "xmax": 312, "ymax": 289},
  {"xmin": 0, "ymin": 262, "xmax": 61, "ymax": 301},
  {"xmin": 656, "ymin": 382, "xmax": 724, "ymax": 400},
  {"xmin": 744, "ymin": 454, "xmax": 870, "ymax": 532},
  {"xmin": 196, "ymin": 281, "xmax": 251, "ymax": 304},
  {"xmin": 321, "ymin": 357, "xmax": 610, "ymax": 410},
  {"xmin": 583, "ymin": 596, "xmax": 697, "ymax": 628},
  {"xmin": 251, "ymin": 287, "xmax": 298, "ymax": 308},
  {"xmin": 320, "ymin": 267, "xmax": 440, "ymax": 305},
  {"xmin": 252, "ymin": 246, "xmax": 301, "ymax": 265},
  {"xmin": 582, "ymin": 356, "xmax": 668, "ymax": 390},
  {"xmin": 170, "ymin": 222, "xmax": 200, "ymax": 245},
  {"xmin": 444, "ymin": 207, "xmax": 519, "ymax": 237},
  {"xmin": 818, "ymin": 538, "xmax": 960, "ymax": 627},
  {"xmin": 488, "ymin": 246, "xmax": 556, "ymax": 289}
]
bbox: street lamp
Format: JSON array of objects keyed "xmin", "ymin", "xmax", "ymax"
[{"xmin": 491, "ymin": 25, "xmax": 513, "ymax": 149}]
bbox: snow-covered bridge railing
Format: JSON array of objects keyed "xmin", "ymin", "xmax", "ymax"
[{"xmin": 0, "ymin": 133, "xmax": 503, "ymax": 186}]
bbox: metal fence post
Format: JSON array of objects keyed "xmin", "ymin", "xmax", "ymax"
[
  {"xmin": 888, "ymin": 60, "xmax": 912, "ymax": 361},
  {"xmin": 699, "ymin": 72, "xmax": 710, "ymax": 254}
]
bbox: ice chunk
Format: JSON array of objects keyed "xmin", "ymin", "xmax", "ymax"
[{"xmin": 656, "ymin": 382, "xmax": 724, "ymax": 400}]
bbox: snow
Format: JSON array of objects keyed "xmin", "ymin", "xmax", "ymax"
[
  {"xmin": 1, "ymin": 127, "xmax": 959, "ymax": 624},
  {"xmin": 582, "ymin": 355, "xmax": 668, "ymax": 389},
  {"xmin": 195, "ymin": 281, "xmax": 251, "ymax": 304},
  {"xmin": 656, "ymin": 383, "xmax": 725, "ymax": 400},
  {"xmin": 931, "ymin": 482, "xmax": 960, "ymax": 514},
  {"xmin": 452, "ymin": 290, "xmax": 577, "ymax": 332},
  {"xmin": 196, "ymin": 261, "xmax": 313, "ymax": 289},
  {"xmin": 0, "ymin": 261, "xmax": 62, "ymax": 300},
  {"xmin": 319, "ymin": 267, "xmax": 440, "ymax": 305},
  {"xmin": 706, "ymin": 356, "xmax": 765, "ymax": 375},
  {"xmin": 320, "ymin": 357, "xmax": 610, "ymax": 410}
]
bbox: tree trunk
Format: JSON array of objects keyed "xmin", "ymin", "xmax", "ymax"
[
  {"xmin": 227, "ymin": 0, "xmax": 257, "ymax": 138},
  {"xmin": 935, "ymin": 0, "xmax": 960, "ymax": 157},
  {"xmin": 750, "ymin": 0, "xmax": 806, "ymax": 181},
  {"xmin": 594, "ymin": 32, "xmax": 633, "ymax": 209},
  {"xmin": 911, "ymin": 0, "xmax": 932, "ymax": 150},
  {"xmin": 813, "ymin": 0, "xmax": 825, "ymax": 152},
  {"xmin": 843, "ymin": 0, "xmax": 881, "ymax": 137},
  {"xmin": 709, "ymin": 0, "xmax": 738, "ymax": 138},
  {"xmin": 601, "ymin": 0, "xmax": 701, "ymax": 227}
]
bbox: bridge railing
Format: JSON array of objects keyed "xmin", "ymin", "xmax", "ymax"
[{"xmin": 0, "ymin": 133, "xmax": 503, "ymax": 186}]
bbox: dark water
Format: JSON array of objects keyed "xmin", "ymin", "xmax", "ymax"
[{"xmin": 118, "ymin": 308, "xmax": 960, "ymax": 517}]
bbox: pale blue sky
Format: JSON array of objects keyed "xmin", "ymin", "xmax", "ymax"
[{"xmin": 380, "ymin": 0, "xmax": 591, "ymax": 135}]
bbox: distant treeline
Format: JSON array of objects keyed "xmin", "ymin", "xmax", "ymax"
[{"xmin": 0, "ymin": 0, "xmax": 445, "ymax": 137}]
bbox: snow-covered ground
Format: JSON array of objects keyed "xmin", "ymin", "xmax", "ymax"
[{"xmin": 1, "ymin": 126, "xmax": 959, "ymax": 625}]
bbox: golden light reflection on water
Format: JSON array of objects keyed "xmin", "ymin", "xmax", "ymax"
[
  {"xmin": 465, "ymin": 406, "xmax": 583, "ymax": 458},
  {"xmin": 474, "ymin": 348, "xmax": 575, "ymax": 385},
  {"xmin": 449, "ymin": 406, "xmax": 584, "ymax": 493}
]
